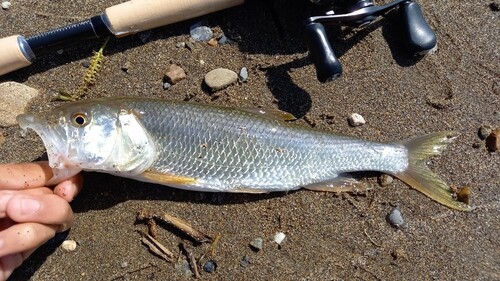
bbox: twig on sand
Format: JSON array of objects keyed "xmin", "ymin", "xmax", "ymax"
[
  {"xmin": 137, "ymin": 209, "xmax": 213, "ymax": 243},
  {"xmin": 138, "ymin": 230, "xmax": 174, "ymax": 262}
]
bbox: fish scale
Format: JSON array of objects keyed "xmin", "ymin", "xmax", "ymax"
[{"xmin": 126, "ymin": 99, "xmax": 405, "ymax": 191}]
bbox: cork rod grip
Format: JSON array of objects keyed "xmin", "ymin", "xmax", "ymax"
[
  {"xmin": 104, "ymin": 0, "xmax": 244, "ymax": 36},
  {"xmin": 0, "ymin": 36, "xmax": 32, "ymax": 76}
]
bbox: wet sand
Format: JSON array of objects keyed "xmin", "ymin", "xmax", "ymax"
[{"xmin": 1, "ymin": 0, "xmax": 499, "ymax": 280}]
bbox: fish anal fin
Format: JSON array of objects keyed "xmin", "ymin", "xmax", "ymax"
[
  {"xmin": 229, "ymin": 187, "xmax": 270, "ymax": 194},
  {"xmin": 139, "ymin": 170, "xmax": 198, "ymax": 185},
  {"xmin": 241, "ymin": 108, "xmax": 296, "ymax": 121},
  {"xmin": 304, "ymin": 175, "xmax": 373, "ymax": 193}
]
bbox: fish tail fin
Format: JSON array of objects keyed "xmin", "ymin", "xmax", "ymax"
[{"xmin": 393, "ymin": 131, "xmax": 471, "ymax": 211}]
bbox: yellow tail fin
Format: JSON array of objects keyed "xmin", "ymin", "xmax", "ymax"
[{"xmin": 394, "ymin": 131, "xmax": 471, "ymax": 211}]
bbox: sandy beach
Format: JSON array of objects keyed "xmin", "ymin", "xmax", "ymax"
[{"xmin": 0, "ymin": 0, "xmax": 498, "ymax": 280}]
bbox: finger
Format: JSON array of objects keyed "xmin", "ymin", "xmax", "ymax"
[
  {"xmin": 0, "ymin": 188, "xmax": 53, "ymax": 218},
  {"xmin": 6, "ymin": 195, "xmax": 74, "ymax": 232},
  {"xmin": 0, "ymin": 162, "xmax": 53, "ymax": 190},
  {"xmin": 0, "ymin": 222, "xmax": 57, "ymax": 258},
  {"xmin": 0, "ymin": 252, "xmax": 23, "ymax": 281},
  {"xmin": 53, "ymin": 174, "xmax": 84, "ymax": 202}
]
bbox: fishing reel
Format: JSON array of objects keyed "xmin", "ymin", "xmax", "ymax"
[{"xmin": 304, "ymin": 0, "xmax": 437, "ymax": 82}]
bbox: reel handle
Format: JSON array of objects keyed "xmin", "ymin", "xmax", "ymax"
[
  {"xmin": 399, "ymin": 1, "xmax": 437, "ymax": 55},
  {"xmin": 304, "ymin": 21, "xmax": 342, "ymax": 83}
]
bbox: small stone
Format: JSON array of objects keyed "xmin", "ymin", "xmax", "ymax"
[
  {"xmin": 164, "ymin": 64, "xmax": 186, "ymax": 85},
  {"xmin": 456, "ymin": 186, "xmax": 471, "ymax": 205},
  {"xmin": 199, "ymin": 60, "xmax": 205, "ymax": 65},
  {"xmin": 202, "ymin": 260, "xmax": 217, "ymax": 273},
  {"xmin": 347, "ymin": 113, "xmax": 366, "ymax": 127},
  {"xmin": 387, "ymin": 207, "xmax": 406, "ymax": 228},
  {"xmin": 190, "ymin": 24, "xmax": 213, "ymax": 42},
  {"xmin": 204, "ymin": 68, "xmax": 238, "ymax": 91},
  {"xmin": 121, "ymin": 61, "xmax": 131, "ymax": 73},
  {"xmin": 61, "ymin": 240, "xmax": 77, "ymax": 252},
  {"xmin": 239, "ymin": 67, "xmax": 248, "ymax": 82},
  {"xmin": 120, "ymin": 261, "xmax": 129, "ymax": 268},
  {"xmin": 175, "ymin": 41, "xmax": 186, "ymax": 48},
  {"xmin": 207, "ymin": 38, "xmax": 218, "ymax": 46},
  {"xmin": 218, "ymin": 35, "xmax": 229, "ymax": 45},
  {"xmin": 274, "ymin": 232, "xmax": 286, "ymax": 245},
  {"xmin": 163, "ymin": 82, "xmax": 171, "ymax": 90},
  {"xmin": 0, "ymin": 82, "xmax": 40, "ymax": 127},
  {"xmin": 378, "ymin": 174, "xmax": 394, "ymax": 187},
  {"xmin": 485, "ymin": 128, "xmax": 500, "ymax": 152},
  {"xmin": 81, "ymin": 60, "xmax": 90, "ymax": 68},
  {"xmin": 240, "ymin": 255, "xmax": 251, "ymax": 268},
  {"xmin": 249, "ymin": 237, "xmax": 263, "ymax": 251},
  {"xmin": 174, "ymin": 260, "xmax": 193, "ymax": 277},
  {"xmin": 478, "ymin": 125, "xmax": 492, "ymax": 140},
  {"xmin": 56, "ymin": 49, "xmax": 64, "ymax": 55},
  {"xmin": 1, "ymin": 1, "xmax": 11, "ymax": 10}
]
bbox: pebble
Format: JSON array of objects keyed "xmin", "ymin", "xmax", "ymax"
[
  {"xmin": 204, "ymin": 68, "xmax": 238, "ymax": 91},
  {"xmin": 202, "ymin": 260, "xmax": 217, "ymax": 273},
  {"xmin": 190, "ymin": 24, "xmax": 213, "ymax": 42},
  {"xmin": 478, "ymin": 125, "xmax": 492, "ymax": 140},
  {"xmin": 274, "ymin": 232, "xmax": 286, "ymax": 245},
  {"xmin": 239, "ymin": 67, "xmax": 248, "ymax": 82},
  {"xmin": 485, "ymin": 128, "xmax": 500, "ymax": 152},
  {"xmin": 218, "ymin": 35, "xmax": 229, "ymax": 45},
  {"xmin": 207, "ymin": 38, "xmax": 218, "ymax": 46},
  {"xmin": 387, "ymin": 207, "xmax": 406, "ymax": 228},
  {"xmin": 0, "ymin": 82, "xmax": 40, "ymax": 127},
  {"xmin": 56, "ymin": 49, "xmax": 64, "ymax": 55},
  {"xmin": 174, "ymin": 260, "xmax": 193, "ymax": 277},
  {"xmin": 1, "ymin": 1, "xmax": 11, "ymax": 10},
  {"xmin": 162, "ymin": 82, "xmax": 171, "ymax": 90},
  {"xmin": 249, "ymin": 237, "xmax": 263, "ymax": 251},
  {"xmin": 240, "ymin": 255, "xmax": 251, "ymax": 268},
  {"xmin": 81, "ymin": 60, "xmax": 90, "ymax": 68},
  {"xmin": 121, "ymin": 61, "xmax": 131, "ymax": 73},
  {"xmin": 164, "ymin": 64, "xmax": 186, "ymax": 85},
  {"xmin": 378, "ymin": 174, "xmax": 394, "ymax": 187},
  {"xmin": 347, "ymin": 113, "xmax": 366, "ymax": 127},
  {"xmin": 61, "ymin": 240, "xmax": 77, "ymax": 252},
  {"xmin": 175, "ymin": 41, "xmax": 186, "ymax": 48},
  {"xmin": 120, "ymin": 261, "xmax": 129, "ymax": 268}
]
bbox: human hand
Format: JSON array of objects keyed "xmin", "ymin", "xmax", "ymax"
[{"xmin": 0, "ymin": 162, "xmax": 82, "ymax": 280}]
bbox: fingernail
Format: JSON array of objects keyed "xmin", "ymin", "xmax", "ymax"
[{"xmin": 20, "ymin": 198, "xmax": 40, "ymax": 216}]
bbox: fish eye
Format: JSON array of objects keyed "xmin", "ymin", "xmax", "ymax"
[{"xmin": 71, "ymin": 112, "xmax": 90, "ymax": 127}]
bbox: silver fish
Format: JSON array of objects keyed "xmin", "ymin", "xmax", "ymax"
[{"xmin": 16, "ymin": 97, "xmax": 469, "ymax": 210}]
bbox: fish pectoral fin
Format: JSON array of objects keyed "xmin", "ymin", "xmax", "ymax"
[
  {"xmin": 138, "ymin": 170, "xmax": 198, "ymax": 185},
  {"xmin": 240, "ymin": 108, "xmax": 296, "ymax": 121},
  {"xmin": 304, "ymin": 174, "xmax": 373, "ymax": 193}
]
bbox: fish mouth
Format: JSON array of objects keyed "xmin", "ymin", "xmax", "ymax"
[{"xmin": 17, "ymin": 113, "xmax": 67, "ymax": 168}]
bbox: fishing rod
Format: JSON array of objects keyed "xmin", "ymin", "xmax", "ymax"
[
  {"xmin": 0, "ymin": 0, "xmax": 244, "ymax": 76},
  {"xmin": 0, "ymin": 0, "xmax": 436, "ymax": 82}
]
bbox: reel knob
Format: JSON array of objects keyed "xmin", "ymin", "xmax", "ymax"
[
  {"xmin": 304, "ymin": 21, "xmax": 342, "ymax": 82},
  {"xmin": 399, "ymin": 1, "xmax": 437, "ymax": 55}
]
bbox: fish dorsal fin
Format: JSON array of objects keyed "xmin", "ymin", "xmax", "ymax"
[
  {"xmin": 240, "ymin": 108, "xmax": 296, "ymax": 121},
  {"xmin": 304, "ymin": 174, "xmax": 373, "ymax": 193}
]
